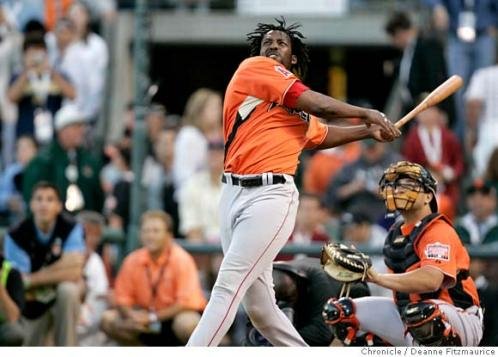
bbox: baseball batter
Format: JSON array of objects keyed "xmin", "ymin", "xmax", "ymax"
[
  {"xmin": 323, "ymin": 161, "xmax": 483, "ymax": 346},
  {"xmin": 186, "ymin": 18, "xmax": 400, "ymax": 347}
]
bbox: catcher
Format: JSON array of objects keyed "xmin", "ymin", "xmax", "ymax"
[{"xmin": 321, "ymin": 161, "xmax": 483, "ymax": 346}]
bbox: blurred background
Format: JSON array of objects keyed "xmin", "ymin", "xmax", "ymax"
[{"xmin": 0, "ymin": 0, "xmax": 498, "ymax": 347}]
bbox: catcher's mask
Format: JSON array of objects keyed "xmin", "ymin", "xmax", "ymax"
[{"xmin": 379, "ymin": 161, "xmax": 437, "ymax": 214}]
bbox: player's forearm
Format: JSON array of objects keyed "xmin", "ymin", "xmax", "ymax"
[
  {"xmin": 296, "ymin": 90, "xmax": 368, "ymax": 121},
  {"xmin": 368, "ymin": 266, "xmax": 444, "ymax": 294},
  {"xmin": 315, "ymin": 124, "xmax": 371, "ymax": 149}
]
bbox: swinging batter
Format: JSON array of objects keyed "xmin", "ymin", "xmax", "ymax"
[{"xmin": 186, "ymin": 17, "xmax": 400, "ymax": 347}]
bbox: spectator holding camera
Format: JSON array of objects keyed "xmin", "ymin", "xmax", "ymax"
[{"xmin": 7, "ymin": 34, "xmax": 75, "ymax": 143}]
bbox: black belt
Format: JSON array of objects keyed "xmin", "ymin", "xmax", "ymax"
[{"xmin": 221, "ymin": 174, "xmax": 286, "ymax": 187}]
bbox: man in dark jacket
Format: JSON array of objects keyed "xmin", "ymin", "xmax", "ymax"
[{"xmin": 385, "ymin": 11, "xmax": 455, "ymax": 127}]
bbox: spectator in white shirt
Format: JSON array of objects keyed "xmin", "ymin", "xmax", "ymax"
[
  {"xmin": 179, "ymin": 139, "xmax": 223, "ymax": 243},
  {"xmin": 465, "ymin": 60, "xmax": 498, "ymax": 178},
  {"xmin": 178, "ymin": 139, "xmax": 224, "ymax": 289},
  {"xmin": 68, "ymin": 1, "xmax": 108, "ymax": 123},
  {"xmin": 173, "ymin": 88, "xmax": 222, "ymax": 195},
  {"xmin": 76, "ymin": 210, "xmax": 109, "ymax": 346}
]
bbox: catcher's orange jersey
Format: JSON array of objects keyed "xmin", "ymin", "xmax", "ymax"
[
  {"xmin": 223, "ymin": 56, "xmax": 328, "ymax": 175},
  {"xmin": 400, "ymin": 219, "xmax": 480, "ymax": 306}
]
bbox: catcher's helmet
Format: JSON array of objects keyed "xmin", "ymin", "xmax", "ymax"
[{"xmin": 379, "ymin": 161, "xmax": 438, "ymax": 213}]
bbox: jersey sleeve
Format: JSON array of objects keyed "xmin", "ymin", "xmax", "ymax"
[
  {"xmin": 416, "ymin": 220, "xmax": 459, "ymax": 288},
  {"xmin": 283, "ymin": 80, "xmax": 310, "ymax": 108},
  {"xmin": 232, "ymin": 56, "xmax": 298, "ymax": 105},
  {"xmin": 304, "ymin": 116, "xmax": 328, "ymax": 149}
]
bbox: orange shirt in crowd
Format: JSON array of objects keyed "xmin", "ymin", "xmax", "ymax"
[
  {"xmin": 114, "ymin": 243, "xmax": 207, "ymax": 313},
  {"xmin": 223, "ymin": 56, "xmax": 328, "ymax": 175},
  {"xmin": 45, "ymin": 0, "xmax": 73, "ymax": 31},
  {"xmin": 303, "ymin": 142, "xmax": 361, "ymax": 195},
  {"xmin": 399, "ymin": 218, "xmax": 480, "ymax": 307}
]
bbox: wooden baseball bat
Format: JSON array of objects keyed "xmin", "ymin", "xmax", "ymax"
[{"xmin": 394, "ymin": 75, "xmax": 463, "ymax": 129}]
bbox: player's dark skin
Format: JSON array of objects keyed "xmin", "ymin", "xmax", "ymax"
[{"xmin": 259, "ymin": 30, "xmax": 401, "ymax": 146}]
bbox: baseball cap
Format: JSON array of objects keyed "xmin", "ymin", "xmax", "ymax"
[
  {"xmin": 466, "ymin": 179, "xmax": 496, "ymax": 196},
  {"xmin": 54, "ymin": 105, "xmax": 85, "ymax": 130}
]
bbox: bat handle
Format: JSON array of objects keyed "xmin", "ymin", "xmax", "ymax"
[
  {"xmin": 394, "ymin": 115, "xmax": 410, "ymax": 129},
  {"xmin": 394, "ymin": 104, "xmax": 425, "ymax": 129}
]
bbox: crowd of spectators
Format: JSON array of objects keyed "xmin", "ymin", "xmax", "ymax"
[{"xmin": 0, "ymin": 0, "xmax": 498, "ymax": 347}]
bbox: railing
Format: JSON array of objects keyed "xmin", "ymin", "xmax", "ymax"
[{"xmin": 176, "ymin": 241, "xmax": 498, "ymax": 259}]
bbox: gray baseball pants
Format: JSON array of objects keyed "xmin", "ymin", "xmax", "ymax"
[{"xmin": 187, "ymin": 174, "xmax": 307, "ymax": 346}]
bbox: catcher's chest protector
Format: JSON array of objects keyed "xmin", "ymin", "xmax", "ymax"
[
  {"xmin": 383, "ymin": 213, "xmax": 451, "ymax": 309},
  {"xmin": 383, "ymin": 213, "xmax": 443, "ymax": 273}
]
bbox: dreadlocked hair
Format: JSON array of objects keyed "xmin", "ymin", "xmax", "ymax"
[{"xmin": 246, "ymin": 17, "xmax": 310, "ymax": 80}]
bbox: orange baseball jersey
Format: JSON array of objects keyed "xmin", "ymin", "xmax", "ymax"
[
  {"xmin": 223, "ymin": 56, "xmax": 328, "ymax": 175},
  {"xmin": 400, "ymin": 219, "xmax": 480, "ymax": 306}
]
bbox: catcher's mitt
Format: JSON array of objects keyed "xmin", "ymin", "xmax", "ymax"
[{"xmin": 320, "ymin": 243, "xmax": 372, "ymax": 283}]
